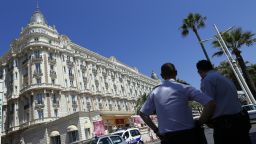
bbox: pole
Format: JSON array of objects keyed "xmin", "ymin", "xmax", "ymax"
[
  {"xmin": 0, "ymin": 79, "xmax": 3, "ymax": 144},
  {"xmin": 213, "ymin": 24, "xmax": 256, "ymax": 104}
]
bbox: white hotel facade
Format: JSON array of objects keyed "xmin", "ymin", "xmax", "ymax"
[{"xmin": 0, "ymin": 8, "xmax": 159, "ymax": 144}]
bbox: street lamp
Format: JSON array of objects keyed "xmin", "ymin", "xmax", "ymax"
[{"xmin": 213, "ymin": 24, "xmax": 256, "ymax": 104}]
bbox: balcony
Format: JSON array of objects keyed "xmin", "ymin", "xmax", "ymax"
[
  {"xmin": 35, "ymin": 103, "xmax": 45, "ymax": 109},
  {"xmin": 32, "ymin": 56, "xmax": 43, "ymax": 63},
  {"xmin": 33, "ymin": 70, "xmax": 43, "ymax": 78},
  {"xmin": 50, "ymin": 70, "xmax": 57, "ymax": 79},
  {"xmin": 72, "ymin": 102, "xmax": 78, "ymax": 107},
  {"xmin": 48, "ymin": 58, "xmax": 56, "ymax": 65},
  {"xmin": 66, "ymin": 60, "xmax": 74, "ymax": 67},
  {"xmin": 52, "ymin": 102, "xmax": 59, "ymax": 108},
  {"xmin": 69, "ymin": 74, "xmax": 74, "ymax": 80},
  {"xmin": 99, "ymin": 104, "xmax": 103, "ymax": 110}
]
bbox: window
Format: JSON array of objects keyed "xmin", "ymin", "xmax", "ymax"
[
  {"xmin": 65, "ymin": 79, "xmax": 67, "ymax": 87},
  {"xmin": 54, "ymin": 109, "xmax": 58, "ymax": 117},
  {"xmin": 84, "ymin": 128, "xmax": 91, "ymax": 140},
  {"xmin": 38, "ymin": 110, "xmax": 44, "ymax": 119},
  {"xmin": 15, "ymin": 72, "xmax": 17, "ymax": 79},
  {"xmin": 36, "ymin": 94, "xmax": 43, "ymax": 104},
  {"xmin": 53, "ymin": 94, "xmax": 57, "ymax": 104},
  {"xmin": 70, "ymin": 80, "xmax": 73, "ymax": 86},
  {"xmin": 35, "ymin": 63, "xmax": 41, "ymax": 73},
  {"xmin": 63, "ymin": 66, "xmax": 66, "ymax": 73},
  {"xmin": 52, "ymin": 79, "xmax": 55, "ymax": 84},
  {"xmin": 34, "ymin": 50, "xmax": 40, "ymax": 57},
  {"xmin": 110, "ymin": 135, "xmax": 123, "ymax": 144},
  {"xmin": 36, "ymin": 78, "xmax": 41, "ymax": 84},
  {"xmin": 123, "ymin": 131, "xmax": 129, "ymax": 140},
  {"xmin": 130, "ymin": 129, "xmax": 140, "ymax": 137},
  {"xmin": 51, "ymin": 136, "xmax": 61, "ymax": 144},
  {"xmin": 99, "ymin": 137, "xmax": 112, "ymax": 144},
  {"xmin": 34, "ymin": 37, "xmax": 39, "ymax": 42},
  {"xmin": 68, "ymin": 68, "xmax": 72, "ymax": 76},
  {"xmin": 50, "ymin": 65, "xmax": 54, "ymax": 70},
  {"xmin": 72, "ymin": 95, "xmax": 76, "ymax": 104},
  {"xmin": 68, "ymin": 131, "xmax": 78, "ymax": 143}
]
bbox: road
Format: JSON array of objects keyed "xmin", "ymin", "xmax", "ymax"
[{"xmin": 146, "ymin": 123, "xmax": 256, "ymax": 144}]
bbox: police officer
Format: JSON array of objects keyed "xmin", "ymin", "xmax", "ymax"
[
  {"xmin": 196, "ymin": 60, "xmax": 251, "ymax": 144},
  {"xmin": 139, "ymin": 63, "xmax": 216, "ymax": 144}
]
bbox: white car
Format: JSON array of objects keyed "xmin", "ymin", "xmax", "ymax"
[
  {"xmin": 112, "ymin": 128, "xmax": 144, "ymax": 144},
  {"xmin": 242, "ymin": 104, "xmax": 256, "ymax": 121},
  {"xmin": 72, "ymin": 135, "xmax": 127, "ymax": 144}
]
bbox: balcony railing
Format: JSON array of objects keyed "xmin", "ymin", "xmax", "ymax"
[
  {"xmin": 35, "ymin": 103, "xmax": 45, "ymax": 109},
  {"xmin": 69, "ymin": 74, "xmax": 74, "ymax": 80},
  {"xmin": 33, "ymin": 70, "xmax": 43, "ymax": 78},
  {"xmin": 72, "ymin": 101, "xmax": 78, "ymax": 107},
  {"xmin": 99, "ymin": 104, "xmax": 103, "ymax": 110},
  {"xmin": 48, "ymin": 58, "xmax": 56, "ymax": 65},
  {"xmin": 50, "ymin": 70, "xmax": 57, "ymax": 79},
  {"xmin": 52, "ymin": 102, "xmax": 59, "ymax": 108},
  {"xmin": 32, "ymin": 56, "xmax": 43, "ymax": 62},
  {"xmin": 66, "ymin": 60, "xmax": 74, "ymax": 67}
]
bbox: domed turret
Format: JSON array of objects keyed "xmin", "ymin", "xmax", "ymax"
[
  {"xmin": 29, "ymin": 8, "xmax": 47, "ymax": 25},
  {"xmin": 151, "ymin": 71, "xmax": 159, "ymax": 80}
]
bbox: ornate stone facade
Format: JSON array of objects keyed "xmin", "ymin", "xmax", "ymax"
[{"xmin": 0, "ymin": 8, "xmax": 159, "ymax": 144}]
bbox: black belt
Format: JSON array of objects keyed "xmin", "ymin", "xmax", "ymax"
[{"xmin": 211, "ymin": 110, "xmax": 251, "ymax": 129}]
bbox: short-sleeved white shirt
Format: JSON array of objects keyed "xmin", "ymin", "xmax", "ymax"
[
  {"xmin": 140, "ymin": 79, "xmax": 212, "ymax": 134},
  {"xmin": 200, "ymin": 70, "xmax": 242, "ymax": 118}
]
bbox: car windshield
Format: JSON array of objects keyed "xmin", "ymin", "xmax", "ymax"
[{"xmin": 83, "ymin": 138, "xmax": 97, "ymax": 144}]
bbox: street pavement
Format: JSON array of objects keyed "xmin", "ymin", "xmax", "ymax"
[{"xmin": 144, "ymin": 123, "xmax": 256, "ymax": 144}]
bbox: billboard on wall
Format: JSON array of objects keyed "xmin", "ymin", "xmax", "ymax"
[{"xmin": 93, "ymin": 120, "xmax": 105, "ymax": 136}]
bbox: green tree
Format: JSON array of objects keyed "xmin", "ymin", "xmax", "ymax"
[
  {"xmin": 215, "ymin": 61, "xmax": 241, "ymax": 90},
  {"xmin": 180, "ymin": 13, "xmax": 211, "ymax": 63},
  {"xmin": 135, "ymin": 93, "xmax": 148, "ymax": 114},
  {"xmin": 212, "ymin": 27, "xmax": 256, "ymax": 97}
]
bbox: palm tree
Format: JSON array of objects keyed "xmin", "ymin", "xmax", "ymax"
[
  {"xmin": 135, "ymin": 93, "xmax": 148, "ymax": 114},
  {"xmin": 215, "ymin": 61, "xmax": 241, "ymax": 90},
  {"xmin": 212, "ymin": 27, "xmax": 256, "ymax": 97},
  {"xmin": 180, "ymin": 13, "xmax": 211, "ymax": 63}
]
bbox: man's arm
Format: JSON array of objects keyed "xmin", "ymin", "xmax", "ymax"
[
  {"xmin": 139, "ymin": 111, "xmax": 159, "ymax": 133},
  {"xmin": 198, "ymin": 100, "xmax": 216, "ymax": 125}
]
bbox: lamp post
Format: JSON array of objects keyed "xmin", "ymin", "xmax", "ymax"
[{"xmin": 213, "ymin": 24, "xmax": 256, "ymax": 104}]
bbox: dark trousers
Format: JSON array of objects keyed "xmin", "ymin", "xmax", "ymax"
[
  {"xmin": 160, "ymin": 127, "xmax": 207, "ymax": 144},
  {"xmin": 212, "ymin": 110, "xmax": 252, "ymax": 144}
]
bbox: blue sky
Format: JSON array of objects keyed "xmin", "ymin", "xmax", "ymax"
[{"xmin": 0, "ymin": 0, "xmax": 256, "ymax": 88}]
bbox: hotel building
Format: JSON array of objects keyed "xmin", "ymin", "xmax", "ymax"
[{"xmin": 0, "ymin": 7, "xmax": 159, "ymax": 144}]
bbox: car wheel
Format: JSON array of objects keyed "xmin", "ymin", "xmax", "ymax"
[{"xmin": 138, "ymin": 141, "xmax": 144, "ymax": 144}]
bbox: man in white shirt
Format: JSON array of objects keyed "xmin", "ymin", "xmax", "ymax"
[
  {"xmin": 139, "ymin": 63, "xmax": 216, "ymax": 144},
  {"xmin": 196, "ymin": 60, "xmax": 251, "ymax": 144}
]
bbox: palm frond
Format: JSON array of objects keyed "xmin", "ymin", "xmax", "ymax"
[{"xmin": 212, "ymin": 51, "xmax": 224, "ymax": 57}]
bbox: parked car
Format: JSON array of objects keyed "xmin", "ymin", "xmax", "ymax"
[
  {"xmin": 112, "ymin": 128, "xmax": 143, "ymax": 144},
  {"xmin": 72, "ymin": 135, "xmax": 127, "ymax": 144},
  {"xmin": 242, "ymin": 104, "xmax": 256, "ymax": 121}
]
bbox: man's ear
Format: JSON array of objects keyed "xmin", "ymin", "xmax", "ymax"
[{"xmin": 174, "ymin": 70, "xmax": 177, "ymax": 75}]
